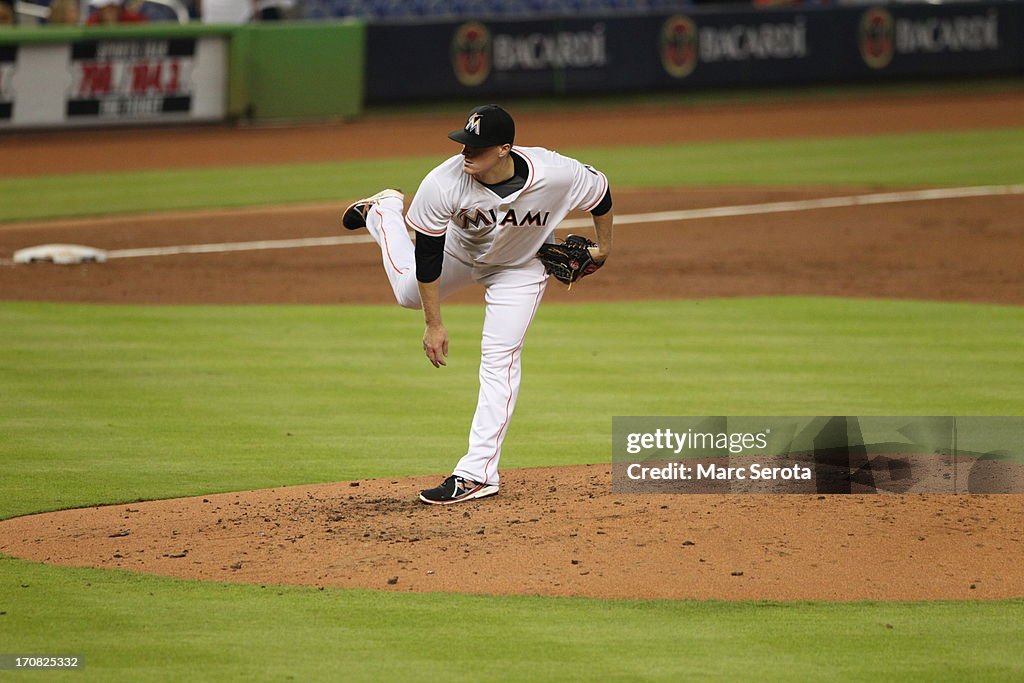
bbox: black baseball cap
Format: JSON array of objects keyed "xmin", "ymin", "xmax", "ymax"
[{"xmin": 448, "ymin": 104, "xmax": 515, "ymax": 148}]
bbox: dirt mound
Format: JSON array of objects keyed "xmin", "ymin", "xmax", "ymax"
[{"xmin": 2, "ymin": 464, "xmax": 1022, "ymax": 601}]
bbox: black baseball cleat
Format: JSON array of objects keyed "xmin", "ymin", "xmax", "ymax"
[
  {"xmin": 419, "ymin": 475, "xmax": 499, "ymax": 505},
  {"xmin": 341, "ymin": 188, "xmax": 404, "ymax": 230}
]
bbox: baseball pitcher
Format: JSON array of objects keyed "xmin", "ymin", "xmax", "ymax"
[{"xmin": 342, "ymin": 104, "xmax": 614, "ymax": 504}]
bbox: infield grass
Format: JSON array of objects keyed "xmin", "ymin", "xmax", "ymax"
[
  {"xmin": 3, "ymin": 298, "xmax": 1024, "ymax": 681},
  {"xmin": 2, "ymin": 556, "xmax": 1022, "ymax": 682},
  {"xmin": 2, "ymin": 297, "xmax": 1022, "ymax": 518},
  {"xmin": 2, "ymin": 127, "xmax": 1023, "ymax": 222}
]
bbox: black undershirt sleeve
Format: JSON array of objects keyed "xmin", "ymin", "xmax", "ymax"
[
  {"xmin": 415, "ymin": 232, "xmax": 446, "ymax": 283},
  {"xmin": 591, "ymin": 187, "xmax": 613, "ymax": 217}
]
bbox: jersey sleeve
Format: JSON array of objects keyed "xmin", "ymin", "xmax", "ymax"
[
  {"xmin": 567, "ymin": 157, "xmax": 610, "ymax": 214},
  {"xmin": 405, "ymin": 173, "xmax": 453, "ymax": 237}
]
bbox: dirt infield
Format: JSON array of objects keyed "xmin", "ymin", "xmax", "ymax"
[
  {"xmin": 3, "ymin": 466, "xmax": 1023, "ymax": 601},
  {"xmin": 2, "ymin": 90, "xmax": 1023, "ymax": 601},
  {"xmin": 2, "ymin": 188, "xmax": 1023, "ymax": 305}
]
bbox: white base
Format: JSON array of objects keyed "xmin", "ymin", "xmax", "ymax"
[{"xmin": 13, "ymin": 244, "xmax": 108, "ymax": 266}]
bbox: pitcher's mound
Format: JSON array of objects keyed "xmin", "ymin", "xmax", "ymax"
[{"xmin": 1, "ymin": 464, "xmax": 1022, "ymax": 601}]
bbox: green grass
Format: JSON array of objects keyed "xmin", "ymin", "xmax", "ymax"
[
  {"xmin": 2, "ymin": 298, "xmax": 1023, "ymax": 680},
  {"xmin": 3, "ymin": 128, "xmax": 1023, "ymax": 222},
  {"xmin": 2, "ymin": 558, "xmax": 1022, "ymax": 683},
  {"xmin": 2, "ymin": 298, "xmax": 1022, "ymax": 519}
]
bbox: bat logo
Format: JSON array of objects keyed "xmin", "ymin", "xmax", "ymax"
[
  {"xmin": 660, "ymin": 15, "xmax": 698, "ymax": 79},
  {"xmin": 859, "ymin": 8, "xmax": 895, "ymax": 69},
  {"xmin": 451, "ymin": 22, "xmax": 492, "ymax": 87}
]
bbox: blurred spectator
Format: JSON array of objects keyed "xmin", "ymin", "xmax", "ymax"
[
  {"xmin": 48, "ymin": 0, "xmax": 81, "ymax": 23},
  {"xmin": 0, "ymin": 0, "xmax": 16, "ymax": 25},
  {"xmin": 199, "ymin": 0, "xmax": 254, "ymax": 23},
  {"xmin": 255, "ymin": 0, "xmax": 294, "ymax": 20},
  {"xmin": 86, "ymin": 0, "xmax": 148, "ymax": 23}
]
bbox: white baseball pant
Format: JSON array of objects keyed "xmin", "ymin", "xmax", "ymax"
[{"xmin": 365, "ymin": 197, "xmax": 547, "ymax": 486}]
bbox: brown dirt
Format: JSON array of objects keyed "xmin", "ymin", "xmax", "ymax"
[
  {"xmin": 2, "ymin": 465, "xmax": 1022, "ymax": 601},
  {"xmin": 1, "ymin": 187, "xmax": 1022, "ymax": 306},
  {"xmin": 2, "ymin": 90, "xmax": 1023, "ymax": 602}
]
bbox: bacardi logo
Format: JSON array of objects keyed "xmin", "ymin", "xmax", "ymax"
[
  {"xmin": 451, "ymin": 22, "xmax": 491, "ymax": 87},
  {"xmin": 859, "ymin": 8, "xmax": 895, "ymax": 69},
  {"xmin": 660, "ymin": 15, "xmax": 698, "ymax": 78}
]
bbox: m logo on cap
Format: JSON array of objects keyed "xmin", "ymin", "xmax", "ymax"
[{"xmin": 447, "ymin": 104, "xmax": 514, "ymax": 147}]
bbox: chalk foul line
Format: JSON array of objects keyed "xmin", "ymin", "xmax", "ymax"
[
  {"xmin": 48, "ymin": 184, "xmax": 1024, "ymax": 261},
  {"xmin": 106, "ymin": 234, "xmax": 377, "ymax": 259},
  {"xmin": 560, "ymin": 184, "xmax": 1024, "ymax": 229}
]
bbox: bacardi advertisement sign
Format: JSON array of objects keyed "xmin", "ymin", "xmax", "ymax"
[
  {"xmin": 366, "ymin": 2, "xmax": 1024, "ymax": 102},
  {"xmin": 369, "ymin": 18, "xmax": 616, "ymax": 101},
  {"xmin": 845, "ymin": 4, "xmax": 1017, "ymax": 76}
]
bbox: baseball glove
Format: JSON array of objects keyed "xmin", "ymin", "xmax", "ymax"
[{"xmin": 537, "ymin": 234, "xmax": 604, "ymax": 286}]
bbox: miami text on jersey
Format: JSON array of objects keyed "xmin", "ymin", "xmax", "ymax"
[{"xmin": 457, "ymin": 208, "xmax": 551, "ymax": 230}]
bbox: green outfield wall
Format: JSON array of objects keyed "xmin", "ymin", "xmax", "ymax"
[
  {"xmin": 0, "ymin": 21, "xmax": 365, "ymax": 129},
  {"xmin": 228, "ymin": 22, "xmax": 364, "ymax": 121}
]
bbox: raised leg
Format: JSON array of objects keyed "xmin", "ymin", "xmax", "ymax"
[{"xmin": 363, "ymin": 196, "xmax": 473, "ymax": 308}]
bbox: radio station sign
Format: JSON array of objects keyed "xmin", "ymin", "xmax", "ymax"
[
  {"xmin": 68, "ymin": 39, "xmax": 197, "ymax": 119},
  {"xmin": 0, "ymin": 45, "xmax": 15, "ymax": 122},
  {"xmin": 0, "ymin": 36, "xmax": 227, "ymax": 129}
]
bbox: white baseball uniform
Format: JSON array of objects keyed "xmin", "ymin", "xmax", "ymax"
[{"xmin": 363, "ymin": 146, "xmax": 609, "ymax": 486}]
